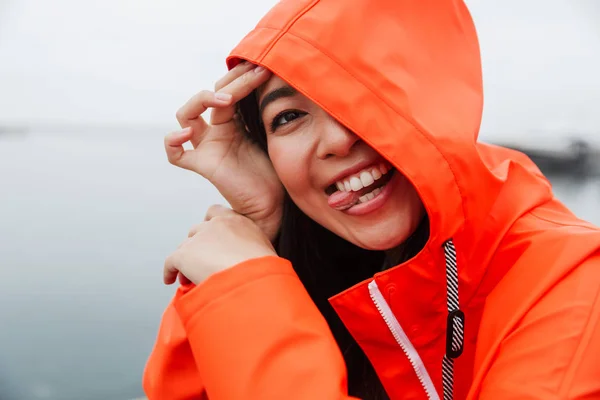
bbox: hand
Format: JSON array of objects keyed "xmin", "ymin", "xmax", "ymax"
[
  {"xmin": 163, "ymin": 205, "xmax": 278, "ymax": 286},
  {"xmin": 165, "ymin": 63, "xmax": 284, "ymax": 242}
]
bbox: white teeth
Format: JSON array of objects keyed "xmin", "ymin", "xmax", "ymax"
[
  {"xmin": 359, "ymin": 171, "xmax": 374, "ymax": 187},
  {"xmin": 333, "ymin": 163, "xmax": 392, "ymax": 193},
  {"xmin": 372, "ymin": 168, "xmax": 382, "ymax": 180},
  {"xmin": 356, "ymin": 185, "xmax": 385, "ymax": 204},
  {"xmin": 349, "ymin": 176, "xmax": 363, "ymax": 191}
]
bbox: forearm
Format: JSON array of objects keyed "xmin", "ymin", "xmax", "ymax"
[{"xmin": 175, "ymin": 256, "xmax": 357, "ymax": 399}]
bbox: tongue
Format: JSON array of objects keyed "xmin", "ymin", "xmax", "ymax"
[{"xmin": 328, "ymin": 190, "xmax": 360, "ymax": 210}]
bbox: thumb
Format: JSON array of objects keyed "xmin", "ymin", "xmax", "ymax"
[{"xmin": 163, "ymin": 252, "xmax": 180, "ymax": 285}]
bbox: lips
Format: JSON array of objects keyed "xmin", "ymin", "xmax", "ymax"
[{"xmin": 328, "ymin": 168, "xmax": 395, "ymax": 210}]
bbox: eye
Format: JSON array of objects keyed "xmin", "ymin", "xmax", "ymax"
[{"xmin": 270, "ymin": 110, "xmax": 306, "ymax": 132}]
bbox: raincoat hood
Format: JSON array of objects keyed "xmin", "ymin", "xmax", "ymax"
[
  {"xmin": 226, "ymin": 0, "xmax": 559, "ymax": 319},
  {"xmin": 227, "ymin": 0, "xmax": 550, "ymax": 249}
]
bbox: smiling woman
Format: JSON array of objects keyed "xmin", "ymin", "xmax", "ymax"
[{"xmin": 143, "ymin": 0, "xmax": 600, "ymax": 399}]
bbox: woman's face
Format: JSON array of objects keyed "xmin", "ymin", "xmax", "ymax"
[{"xmin": 258, "ymin": 75, "xmax": 425, "ymax": 250}]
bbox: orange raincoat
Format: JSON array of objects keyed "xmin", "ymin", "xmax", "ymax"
[{"xmin": 143, "ymin": 0, "xmax": 600, "ymax": 398}]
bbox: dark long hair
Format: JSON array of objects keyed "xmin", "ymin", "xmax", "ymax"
[{"xmin": 237, "ymin": 93, "xmax": 429, "ymax": 399}]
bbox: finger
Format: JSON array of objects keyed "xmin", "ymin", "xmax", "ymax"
[
  {"xmin": 178, "ymin": 237, "xmax": 193, "ymax": 248},
  {"xmin": 204, "ymin": 204, "xmax": 236, "ymax": 221},
  {"xmin": 214, "ymin": 61, "xmax": 255, "ymax": 92},
  {"xmin": 178, "ymin": 273, "xmax": 192, "ymax": 285},
  {"xmin": 176, "ymin": 90, "xmax": 233, "ymax": 130},
  {"xmin": 164, "ymin": 128, "xmax": 197, "ymax": 171},
  {"xmin": 163, "ymin": 253, "xmax": 180, "ymax": 285},
  {"xmin": 210, "ymin": 66, "xmax": 271, "ymax": 125},
  {"xmin": 165, "ymin": 127, "xmax": 193, "ymax": 147},
  {"xmin": 178, "ymin": 91, "xmax": 234, "ymax": 148},
  {"xmin": 188, "ymin": 224, "xmax": 203, "ymax": 238}
]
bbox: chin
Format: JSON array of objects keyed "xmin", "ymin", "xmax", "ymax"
[
  {"xmin": 345, "ymin": 204, "xmax": 426, "ymax": 251},
  {"xmin": 349, "ymin": 222, "xmax": 415, "ymax": 251}
]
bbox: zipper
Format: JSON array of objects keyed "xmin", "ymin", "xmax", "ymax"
[{"xmin": 368, "ymin": 280, "xmax": 440, "ymax": 400}]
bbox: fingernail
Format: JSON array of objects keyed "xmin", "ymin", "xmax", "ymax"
[
  {"xmin": 254, "ymin": 65, "xmax": 266, "ymax": 74},
  {"xmin": 215, "ymin": 92, "xmax": 233, "ymax": 102}
]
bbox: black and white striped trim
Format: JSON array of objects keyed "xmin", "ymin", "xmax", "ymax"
[{"xmin": 442, "ymin": 239, "xmax": 465, "ymax": 400}]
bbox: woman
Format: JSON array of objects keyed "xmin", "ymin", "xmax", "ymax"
[{"xmin": 143, "ymin": 0, "xmax": 600, "ymax": 399}]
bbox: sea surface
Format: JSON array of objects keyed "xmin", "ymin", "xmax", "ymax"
[{"xmin": 1, "ymin": 131, "xmax": 599, "ymax": 400}]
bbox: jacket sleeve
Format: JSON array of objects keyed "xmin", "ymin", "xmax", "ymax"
[
  {"xmin": 143, "ymin": 285, "xmax": 208, "ymax": 400},
  {"xmin": 148, "ymin": 255, "xmax": 357, "ymax": 400},
  {"xmin": 479, "ymin": 253, "xmax": 600, "ymax": 399}
]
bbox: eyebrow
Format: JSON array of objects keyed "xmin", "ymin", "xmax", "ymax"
[{"xmin": 259, "ymin": 85, "xmax": 298, "ymax": 115}]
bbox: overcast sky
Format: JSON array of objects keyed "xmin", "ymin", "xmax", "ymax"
[{"xmin": 0, "ymin": 0, "xmax": 599, "ymax": 144}]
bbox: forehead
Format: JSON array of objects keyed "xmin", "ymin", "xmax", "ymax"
[{"xmin": 257, "ymin": 74, "xmax": 289, "ymax": 101}]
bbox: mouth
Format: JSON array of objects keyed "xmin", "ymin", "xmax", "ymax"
[{"xmin": 326, "ymin": 163, "xmax": 396, "ymax": 211}]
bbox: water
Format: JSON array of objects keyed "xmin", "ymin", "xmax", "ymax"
[
  {"xmin": 0, "ymin": 131, "xmax": 225, "ymax": 400},
  {"xmin": 1, "ymin": 132, "xmax": 599, "ymax": 400}
]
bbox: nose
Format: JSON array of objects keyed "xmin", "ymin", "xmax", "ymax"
[{"xmin": 316, "ymin": 117, "xmax": 360, "ymax": 159}]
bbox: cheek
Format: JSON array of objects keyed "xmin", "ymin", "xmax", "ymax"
[{"xmin": 267, "ymin": 136, "xmax": 312, "ymax": 196}]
